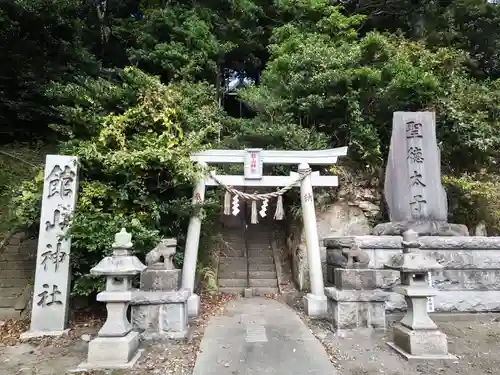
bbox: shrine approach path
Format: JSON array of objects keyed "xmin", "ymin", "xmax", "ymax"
[{"xmin": 192, "ymin": 297, "xmax": 339, "ymax": 375}]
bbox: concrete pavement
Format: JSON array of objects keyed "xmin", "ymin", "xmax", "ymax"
[{"xmin": 192, "ymin": 297, "xmax": 340, "ymax": 375}]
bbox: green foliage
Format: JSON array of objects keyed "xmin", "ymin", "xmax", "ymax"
[
  {"xmin": 348, "ymin": 0, "xmax": 500, "ymax": 79},
  {"xmin": 242, "ymin": 8, "xmax": 500, "ymax": 174},
  {"xmin": 4, "ymin": 0, "xmax": 500, "ymax": 297},
  {"xmin": 0, "ymin": 0, "xmax": 97, "ymax": 139},
  {"xmin": 443, "ymin": 174, "xmax": 500, "ymax": 235},
  {"xmin": 11, "ymin": 67, "xmax": 226, "ymax": 295},
  {"xmin": 0, "ymin": 144, "xmax": 50, "ymax": 237},
  {"xmin": 200, "ymin": 267, "xmax": 218, "ymax": 295}
]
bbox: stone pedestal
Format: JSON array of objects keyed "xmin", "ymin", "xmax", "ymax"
[
  {"xmin": 142, "ymin": 238, "xmax": 180, "ymax": 291},
  {"xmin": 141, "ymin": 269, "xmax": 180, "ymax": 291},
  {"xmin": 131, "ymin": 290, "xmax": 190, "ymax": 340},
  {"xmin": 84, "ymin": 331, "xmax": 142, "ymax": 370},
  {"xmin": 325, "ymin": 238, "xmax": 389, "ymax": 331},
  {"xmin": 131, "ymin": 240, "xmax": 190, "ymax": 339},
  {"xmin": 325, "ymin": 268, "xmax": 389, "ymax": 331},
  {"xmin": 78, "ymin": 229, "xmax": 146, "ymax": 370},
  {"xmin": 385, "ymin": 230, "xmax": 455, "ymax": 361}
]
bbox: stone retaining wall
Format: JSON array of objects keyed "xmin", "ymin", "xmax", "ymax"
[{"xmin": 324, "ymin": 236, "xmax": 500, "ymax": 313}]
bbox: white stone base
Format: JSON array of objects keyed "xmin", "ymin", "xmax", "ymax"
[
  {"xmin": 388, "ymin": 323, "xmax": 455, "ymax": 361},
  {"xmin": 20, "ymin": 329, "xmax": 70, "ymax": 340},
  {"xmin": 79, "ymin": 331, "xmax": 141, "ymax": 369},
  {"xmin": 387, "ymin": 342, "xmax": 456, "ymax": 362},
  {"xmin": 187, "ymin": 293, "xmax": 200, "ymax": 318},
  {"xmin": 303, "ymin": 293, "xmax": 327, "ymax": 317}
]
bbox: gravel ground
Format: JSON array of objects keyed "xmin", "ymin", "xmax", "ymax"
[
  {"xmin": 0, "ymin": 293, "xmax": 233, "ymax": 375},
  {"xmin": 302, "ymin": 312, "xmax": 500, "ymax": 375}
]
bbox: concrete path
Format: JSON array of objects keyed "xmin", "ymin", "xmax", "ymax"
[{"xmin": 192, "ymin": 297, "xmax": 339, "ymax": 375}]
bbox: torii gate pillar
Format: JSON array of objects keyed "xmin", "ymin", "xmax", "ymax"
[
  {"xmin": 299, "ymin": 163, "xmax": 327, "ymax": 316},
  {"xmin": 182, "ymin": 162, "xmax": 206, "ymax": 318}
]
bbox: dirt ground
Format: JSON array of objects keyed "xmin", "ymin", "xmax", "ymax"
[
  {"xmin": 304, "ymin": 314, "xmax": 500, "ymax": 375},
  {"xmin": 1, "ymin": 294, "xmax": 500, "ymax": 375},
  {"xmin": 0, "ymin": 293, "xmax": 233, "ymax": 375}
]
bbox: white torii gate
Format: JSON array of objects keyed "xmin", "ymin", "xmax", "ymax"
[{"xmin": 181, "ymin": 147, "xmax": 348, "ymax": 317}]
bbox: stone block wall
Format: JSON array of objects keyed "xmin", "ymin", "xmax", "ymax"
[
  {"xmin": 0, "ymin": 233, "xmax": 37, "ymax": 319},
  {"xmin": 325, "ymin": 236, "xmax": 500, "ymax": 313}
]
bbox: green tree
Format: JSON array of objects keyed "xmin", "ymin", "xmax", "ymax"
[
  {"xmin": 12, "ymin": 67, "xmax": 228, "ymax": 295},
  {"xmin": 0, "ymin": 0, "xmax": 97, "ymax": 140},
  {"xmin": 241, "ymin": 0, "xmax": 500, "ymax": 174}
]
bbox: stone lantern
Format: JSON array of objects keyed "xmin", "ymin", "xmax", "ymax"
[
  {"xmin": 79, "ymin": 228, "xmax": 146, "ymax": 370},
  {"xmin": 384, "ymin": 229, "xmax": 455, "ymax": 360}
]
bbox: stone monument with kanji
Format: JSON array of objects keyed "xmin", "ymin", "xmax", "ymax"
[{"xmin": 373, "ymin": 112, "xmax": 468, "ymax": 236}]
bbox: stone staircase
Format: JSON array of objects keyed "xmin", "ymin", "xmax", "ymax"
[
  {"xmin": 218, "ymin": 228, "xmax": 248, "ymax": 294},
  {"xmin": 246, "ymin": 226, "xmax": 279, "ymax": 296},
  {"xmin": 218, "ymin": 213, "xmax": 279, "ymax": 296}
]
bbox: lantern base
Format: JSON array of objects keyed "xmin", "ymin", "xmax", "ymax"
[
  {"xmin": 387, "ymin": 341, "xmax": 456, "ymax": 362},
  {"xmin": 388, "ymin": 323, "xmax": 456, "ymax": 362},
  {"xmin": 78, "ymin": 331, "xmax": 142, "ymax": 370}
]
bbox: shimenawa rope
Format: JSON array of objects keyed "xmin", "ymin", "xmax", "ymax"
[
  {"xmin": 210, "ymin": 168, "xmax": 312, "ymax": 222},
  {"xmin": 209, "ymin": 168, "xmax": 312, "ymax": 201}
]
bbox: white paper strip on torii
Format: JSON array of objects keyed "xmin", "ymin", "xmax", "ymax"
[
  {"xmin": 205, "ymin": 171, "xmax": 338, "ymax": 187},
  {"xmin": 260, "ymin": 199, "xmax": 268, "ymax": 218},
  {"xmin": 232, "ymin": 195, "xmax": 240, "ymax": 216}
]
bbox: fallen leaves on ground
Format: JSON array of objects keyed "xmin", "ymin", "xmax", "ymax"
[
  {"xmin": 128, "ymin": 291, "xmax": 234, "ymax": 375},
  {"xmin": 290, "ymin": 296, "xmax": 343, "ymax": 368},
  {"xmin": 0, "ymin": 292, "xmax": 234, "ymax": 375},
  {"xmin": 0, "ymin": 310, "xmax": 104, "ymax": 347},
  {"xmin": 0, "ymin": 319, "xmax": 29, "ymax": 346}
]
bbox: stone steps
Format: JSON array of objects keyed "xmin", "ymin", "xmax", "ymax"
[
  {"xmin": 221, "ymin": 256, "xmax": 274, "ymax": 265},
  {"xmin": 249, "ymin": 279, "xmax": 278, "ymax": 288},
  {"xmin": 220, "ymin": 251, "xmax": 246, "ymax": 258},
  {"xmin": 247, "ymin": 250, "xmax": 273, "ymax": 257},
  {"xmin": 219, "ymin": 286, "xmax": 279, "ymax": 296},
  {"xmin": 250, "ymin": 270, "xmax": 277, "ymax": 279},
  {"xmin": 217, "ymin": 224, "xmax": 279, "ymax": 297},
  {"xmin": 252, "ymin": 287, "xmax": 279, "ymax": 296},
  {"xmin": 218, "ymin": 270, "xmax": 277, "ymax": 279},
  {"xmin": 0, "ymin": 278, "xmax": 32, "ymax": 288},
  {"xmin": 0, "ymin": 308, "xmax": 21, "ymax": 320},
  {"xmin": 249, "ymin": 263, "xmax": 275, "ymax": 272},
  {"xmin": 219, "ymin": 287, "xmax": 245, "ymax": 295},
  {"xmin": 248, "ymin": 256, "xmax": 274, "ymax": 264},
  {"xmin": 0, "ymin": 296, "xmax": 21, "ymax": 308},
  {"xmin": 0, "ymin": 287, "xmax": 25, "ymax": 298},
  {"xmin": 218, "ymin": 278, "xmax": 247, "ymax": 288}
]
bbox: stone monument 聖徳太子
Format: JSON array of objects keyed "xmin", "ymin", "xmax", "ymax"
[{"xmin": 373, "ymin": 112, "xmax": 468, "ymax": 236}]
